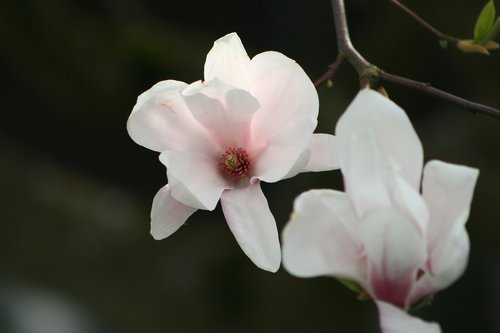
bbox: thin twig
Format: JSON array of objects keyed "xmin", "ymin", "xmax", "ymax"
[
  {"xmin": 379, "ymin": 72, "xmax": 500, "ymax": 119},
  {"xmin": 387, "ymin": 0, "xmax": 458, "ymax": 43},
  {"xmin": 314, "ymin": 55, "xmax": 344, "ymax": 87}
]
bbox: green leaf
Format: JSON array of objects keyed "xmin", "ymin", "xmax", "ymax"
[
  {"xmin": 474, "ymin": 0, "xmax": 496, "ymax": 43},
  {"xmin": 337, "ymin": 278, "xmax": 363, "ymax": 293},
  {"xmin": 480, "ymin": 17, "xmax": 500, "ymax": 44}
]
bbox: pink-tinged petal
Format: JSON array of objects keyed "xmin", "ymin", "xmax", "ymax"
[
  {"xmin": 342, "ymin": 129, "xmax": 392, "ymax": 217},
  {"xmin": 220, "ymin": 183, "xmax": 281, "ymax": 272},
  {"xmin": 336, "ymin": 89, "xmax": 423, "ymax": 190},
  {"xmin": 182, "ymin": 79, "xmax": 259, "ymax": 149},
  {"xmin": 361, "ymin": 208, "xmax": 426, "ymax": 308},
  {"xmin": 391, "ymin": 175, "xmax": 429, "ymax": 235},
  {"xmin": 127, "ymin": 80, "xmax": 212, "ymax": 153},
  {"xmin": 203, "ymin": 32, "xmax": 251, "ymax": 90},
  {"xmin": 422, "ymin": 160, "xmax": 479, "ymax": 256},
  {"xmin": 150, "ymin": 184, "xmax": 197, "ymax": 240},
  {"xmin": 160, "ymin": 151, "xmax": 231, "ymax": 210},
  {"xmin": 249, "ymin": 51, "xmax": 319, "ymax": 143},
  {"xmin": 282, "ymin": 190, "xmax": 362, "ymax": 280},
  {"xmin": 409, "ymin": 229, "xmax": 469, "ymax": 305},
  {"xmin": 252, "ymin": 119, "xmax": 316, "ymax": 183},
  {"xmin": 303, "ymin": 134, "xmax": 340, "ymax": 172},
  {"xmin": 376, "ymin": 301, "xmax": 442, "ymax": 333}
]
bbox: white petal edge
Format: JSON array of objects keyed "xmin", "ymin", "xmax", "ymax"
[
  {"xmin": 282, "ymin": 189, "xmax": 362, "ymax": 280},
  {"xmin": 127, "ymin": 80, "xmax": 211, "ymax": 153},
  {"xmin": 376, "ymin": 301, "xmax": 442, "ymax": 333},
  {"xmin": 203, "ymin": 32, "xmax": 251, "ymax": 90},
  {"xmin": 150, "ymin": 184, "xmax": 198, "ymax": 240},
  {"xmin": 336, "ymin": 89, "xmax": 423, "ymax": 190},
  {"xmin": 220, "ymin": 182, "xmax": 281, "ymax": 272},
  {"xmin": 303, "ymin": 134, "xmax": 340, "ymax": 172},
  {"xmin": 422, "ymin": 160, "xmax": 479, "ymax": 256}
]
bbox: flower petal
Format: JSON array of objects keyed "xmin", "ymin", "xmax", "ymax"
[
  {"xmin": 204, "ymin": 32, "xmax": 251, "ymax": 90},
  {"xmin": 127, "ymin": 80, "xmax": 212, "ymax": 153},
  {"xmin": 422, "ymin": 160, "xmax": 479, "ymax": 257},
  {"xmin": 361, "ymin": 208, "xmax": 427, "ymax": 307},
  {"xmin": 220, "ymin": 182, "xmax": 281, "ymax": 272},
  {"xmin": 160, "ymin": 151, "xmax": 231, "ymax": 210},
  {"xmin": 409, "ymin": 229, "xmax": 469, "ymax": 305},
  {"xmin": 182, "ymin": 79, "xmax": 259, "ymax": 150},
  {"xmin": 391, "ymin": 175, "xmax": 429, "ymax": 235},
  {"xmin": 303, "ymin": 134, "xmax": 340, "ymax": 172},
  {"xmin": 342, "ymin": 129, "xmax": 392, "ymax": 217},
  {"xmin": 150, "ymin": 184, "xmax": 197, "ymax": 240},
  {"xmin": 282, "ymin": 189, "xmax": 362, "ymax": 280},
  {"xmin": 252, "ymin": 119, "xmax": 316, "ymax": 183},
  {"xmin": 336, "ymin": 89, "xmax": 423, "ymax": 190},
  {"xmin": 249, "ymin": 51, "xmax": 319, "ymax": 142},
  {"xmin": 376, "ymin": 301, "xmax": 442, "ymax": 333}
]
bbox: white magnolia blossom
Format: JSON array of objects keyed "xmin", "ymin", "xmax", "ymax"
[
  {"xmin": 282, "ymin": 89, "xmax": 479, "ymax": 332},
  {"xmin": 127, "ymin": 33, "xmax": 339, "ymax": 272}
]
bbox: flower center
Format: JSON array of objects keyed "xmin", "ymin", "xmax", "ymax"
[{"xmin": 219, "ymin": 147, "xmax": 250, "ymax": 180}]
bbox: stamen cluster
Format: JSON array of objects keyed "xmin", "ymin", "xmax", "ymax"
[{"xmin": 219, "ymin": 147, "xmax": 250, "ymax": 180}]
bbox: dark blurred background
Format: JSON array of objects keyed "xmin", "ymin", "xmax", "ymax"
[{"xmin": 0, "ymin": 0, "xmax": 498, "ymax": 332}]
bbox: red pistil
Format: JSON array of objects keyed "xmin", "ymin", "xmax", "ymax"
[{"xmin": 219, "ymin": 147, "xmax": 250, "ymax": 180}]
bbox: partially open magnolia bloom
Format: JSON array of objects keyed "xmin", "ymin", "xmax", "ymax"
[
  {"xmin": 127, "ymin": 33, "xmax": 339, "ymax": 272},
  {"xmin": 282, "ymin": 89, "xmax": 479, "ymax": 331}
]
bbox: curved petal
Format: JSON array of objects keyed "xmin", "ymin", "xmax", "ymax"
[
  {"xmin": 422, "ymin": 160, "xmax": 479, "ymax": 256},
  {"xmin": 303, "ymin": 134, "xmax": 340, "ymax": 172},
  {"xmin": 361, "ymin": 208, "xmax": 426, "ymax": 308},
  {"xmin": 150, "ymin": 184, "xmax": 197, "ymax": 240},
  {"xmin": 376, "ymin": 301, "xmax": 442, "ymax": 333},
  {"xmin": 127, "ymin": 80, "xmax": 212, "ymax": 153},
  {"xmin": 160, "ymin": 151, "xmax": 231, "ymax": 210},
  {"xmin": 282, "ymin": 190, "xmax": 362, "ymax": 280},
  {"xmin": 252, "ymin": 119, "xmax": 316, "ymax": 183},
  {"xmin": 336, "ymin": 89, "xmax": 423, "ymax": 190},
  {"xmin": 204, "ymin": 32, "xmax": 251, "ymax": 90},
  {"xmin": 249, "ymin": 51, "xmax": 319, "ymax": 144},
  {"xmin": 182, "ymin": 79, "xmax": 259, "ymax": 149},
  {"xmin": 220, "ymin": 182, "xmax": 281, "ymax": 272},
  {"xmin": 342, "ymin": 129, "xmax": 392, "ymax": 217},
  {"xmin": 409, "ymin": 228, "xmax": 469, "ymax": 305},
  {"xmin": 391, "ymin": 175, "xmax": 429, "ymax": 235}
]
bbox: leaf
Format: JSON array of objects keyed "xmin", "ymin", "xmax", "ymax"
[
  {"xmin": 474, "ymin": 0, "xmax": 496, "ymax": 43},
  {"xmin": 480, "ymin": 17, "xmax": 500, "ymax": 44}
]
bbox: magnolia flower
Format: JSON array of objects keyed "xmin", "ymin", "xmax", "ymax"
[
  {"xmin": 282, "ymin": 89, "xmax": 479, "ymax": 332},
  {"xmin": 127, "ymin": 33, "xmax": 338, "ymax": 272}
]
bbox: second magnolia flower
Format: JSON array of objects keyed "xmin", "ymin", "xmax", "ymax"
[
  {"xmin": 127, "ymin": 33, "xmax": 339, "ymax": 272},
  {"xmin": 282, "ymin": 89, "xmax": 479, "ymax": 333}
]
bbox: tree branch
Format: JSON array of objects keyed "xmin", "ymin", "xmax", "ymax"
[
  {"xmin": 317, "ymin": 0, "xmax": 500, "ymax": 119},
  {"xmin": 314, "ymin": 55, "xmax": 344, "ymax": 87},
  {"xmin": 387, "ymin": 0, "xmax": 458, "ymax": 43},
  {"xmin": 379, "ymin": 72, "xmax": 500, "ymax": 119}
]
